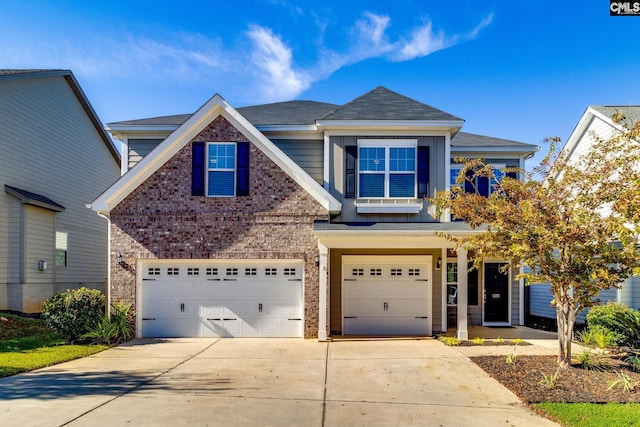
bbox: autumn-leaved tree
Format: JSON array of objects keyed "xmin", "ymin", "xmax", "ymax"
[{"xmin": 432, "ymin": 114, "xmax": 640, "ymax": 368}]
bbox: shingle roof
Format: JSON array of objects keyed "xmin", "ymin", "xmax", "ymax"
[
  {"xmin": 451, "ymin": 131, "xmax": 536, "ymax": 150},
  {"xmin": 0, "ymin": 69, "xmax": 66, "ymax": 77},
  {"xmin": 320, "ymin": 86, "xmax": 463, "ymax": 122},
  {"xmin": 107, "ymin": 86, "xmax": 462, "ymax": 127},
  {"xmin": 238, "ymin": 100, "xmax": 339, "ymax": 125},
  {"xmin": 591, "ymin": 105, "xmax": 640, "ymax": 128},
  {"xmin": 4, "ymin": 185, "xmax": 65, "ymax": 212}
]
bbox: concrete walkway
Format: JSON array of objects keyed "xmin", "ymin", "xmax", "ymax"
[{"xmin": 0, "ymin": 337, "xmax": 559, "ymax": 426}]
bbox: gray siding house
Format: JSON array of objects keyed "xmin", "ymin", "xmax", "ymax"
[
  {"xmin": 92, "ymin": 87, "xmax": 537, "ymax": 340},
  {"xmin": 0, "ymin": 70, "xmax": 120, "ymax": 312},
  {"xmin": 528, "ymin": 105, "xmax": 640, "ymax": 323}
]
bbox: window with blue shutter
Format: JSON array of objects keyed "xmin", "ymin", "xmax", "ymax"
[
  {"xmin": 192, "ymin": 141, "xmax": 205, "ymax": 196},
  {"xmin": 192, "ymin": 141, "xmax": 250, "ymax": 197}
]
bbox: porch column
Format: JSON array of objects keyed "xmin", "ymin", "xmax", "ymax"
[
  {"xmin": 456, "ymin": 248, "xmax": 469, "ymax": 340},
  {"xmin": 317, "ymin": 242, "xmax": 329, "ymax": 341}
]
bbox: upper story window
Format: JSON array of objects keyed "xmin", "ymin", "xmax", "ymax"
[
  {"xmin": 357, "ymin": 140, "xmax": 417, "ymax": 199},
  {"xmin": 207, "ymin": 143, "xmax": 236, "ymax": 196},
  {"xmin": 191, "ymin": 141, "xmax": 249, "ymax": 197},
  {"xmin": 450, "ymin": 163, "xmax": 507, "ymax": 197}
]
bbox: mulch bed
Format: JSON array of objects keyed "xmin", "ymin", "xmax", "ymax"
[{"xmin": 472, "ymin": 354, "xmax": 640, "ymax": 403}]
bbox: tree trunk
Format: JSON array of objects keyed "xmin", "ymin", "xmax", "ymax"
[{"xmin": 556, "ymin": 302, "xmax": 576, "ymax": 369}]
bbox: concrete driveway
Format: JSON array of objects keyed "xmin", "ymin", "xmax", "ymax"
[{"xmin": 0, "ymin": 338, "xmax": 558, "ymax": 426}]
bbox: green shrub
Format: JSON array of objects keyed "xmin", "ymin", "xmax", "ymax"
[
  {"xmin": 586, "ymin": 302, "xmax": 640, "ymax": 347},
  {"xmin": 83, "ymin": 317, "xmax": 118, "ymax": 344},
  {"xmin": 109, "ymin": 302, "xmax": 135, "ymax": 343},
  {"xmin": 41, "ymin": 288, "xmax": 105, "ymax": 343},
  {"xmin": 439, "ymin": 336, "xmax": 461, "ymax": 346},
  {"xmin": 84, "ymin": 302, "xmax": 135, "ymax": 345}
]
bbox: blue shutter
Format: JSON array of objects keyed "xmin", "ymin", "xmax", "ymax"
[
  {"xmin": 464, "ymin": 170, "xmax": 475, "ymax": 194},
  {"xmin": 236, "ymin": 141, "xmax": 250, "ymax": 196},
  {"xmin": 192, "ymin": 141, "xmax": 205, "ymax": 196},
  {"xmin": 417, "ymin": 146, "xmax": 429, "ymax": 198},
  {"xmin": 345, "ymin": 146, "xmax": 357, "ymax": 199}
]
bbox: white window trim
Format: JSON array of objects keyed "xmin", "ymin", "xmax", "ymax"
[
  {"xmin": 356, "ymin": 139, "xmax": 418, "ymax": 200},
  {"xmin": 206, "ymin": 142, "xmax": 237, "ymax": 197}
]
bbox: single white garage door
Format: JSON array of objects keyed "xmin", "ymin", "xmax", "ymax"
[
  {"xmin": 342, "ymin": 255, "xmax": 431, "ymax": 335},
  {"xmin": 140, "ymin": 260, "xmax": 303, "ymax": 337}
]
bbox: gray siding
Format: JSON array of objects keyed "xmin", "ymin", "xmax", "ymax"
[
  {"xmin": 128, "ymin": 139, "xmax": 163, "ymax": 169},
  {"xmin": 529, "ymin": 283, "xmax": 619, "ymax": 324},
  {"xmin": 619, "ymin": 276, "xmax": 640, "ymax": 309},
  {"xmin": 0, "ymin": 75, "xmax": 119, "ymax": 311},
  {"xmin": 272, "ymin": 139, "xmax": 323, "ymax": 185}
]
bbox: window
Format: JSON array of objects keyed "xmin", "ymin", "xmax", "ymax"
[
  {"xmin": 358, "ymin": 142, "xmax": 417, "ymax": 198},
  {"xmin": 450, "ymin": 163, "xmax": 507, "ymax": 197},
  {"xmin": 187, "ymin": 268, "xmax": 200, "ymax": 276},
  {"xmin": 207, "ymin": 143, "xmax": 236, "ymax": 196},
  {"xmin": 167, "ymin": 268, "xmax": 179, "ymax": 276},
  {"xmin": 55, "ymin": 231, "xmax": 67, "ymax": 267},
  {"xmin": 192, "ymin": 141, "xmax": 249, "ymax": 197},
  {"xmin": 265, "ymin": 268, "xmax": 277, "ymax": 276}
]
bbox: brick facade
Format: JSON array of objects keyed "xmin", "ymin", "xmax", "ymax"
[{"xmin": 109, "ymin": 116, "xmax": 329, "ymax": 337}]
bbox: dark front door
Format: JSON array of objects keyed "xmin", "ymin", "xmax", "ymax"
[{"xmin": 484, "ymin": 263, "xmax": 509, "ymax": 323}]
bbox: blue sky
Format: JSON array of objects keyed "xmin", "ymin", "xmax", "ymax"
[{"xmin": 2, "ymin": 1, "xmax": 639, "ymax": 166}]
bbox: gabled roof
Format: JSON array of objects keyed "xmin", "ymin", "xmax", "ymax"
[
  {"xmin": 5, "ymin": 185, "xmax": 65, "ymax": 212},
  {"xmin": 106, "ymin": 86, "xmax": 464, "ymax": 131},
  {"xmin": 590, "ymin": 105, "xmax": 640, "ymax": 129},
  {"xmin": 320, "ymin": 86, "xmax": 463, "ymax": 122},
  {"xmin": 90, "ymin": 94, "xmax": 342, "ymax": 214},
  {"xmin": 451, "ymin": 131, "xmax": 537, "ymax": 156},
  {"xmin": 0, "ymin": 69, "xmax": 120, "ymax": 165},
  {"xmin": 562, "ymin": 105, "xmax": 640, "ymax": 162}
]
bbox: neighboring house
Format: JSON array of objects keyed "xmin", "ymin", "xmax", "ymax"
[
  {"xmin": 91, "ymin": 87, "xmax": 537, "ymax": 340},
  {"xmin": 528, "ymin": 105, "xmax": 640, "ymax": 323},
  {"xmin": 0, "ymin": 70, "xmax": 120, "ymax": 312}
]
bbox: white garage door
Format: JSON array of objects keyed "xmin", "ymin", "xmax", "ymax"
[
  {"xmin": 342, "ymin": 255, "xmax": 431, "ymax": 335},
  {"xmin": 140, "ymin": 260, "xmax": 303, "ymax": 338}
]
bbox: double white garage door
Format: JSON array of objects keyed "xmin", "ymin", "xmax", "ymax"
[
  {"xmin": 342, "ymin": 255, "xmax": 432, "ymax": 335},
  {"xmin": 140, "ymin": 260, "xmax": 303, "ymax": 338}
]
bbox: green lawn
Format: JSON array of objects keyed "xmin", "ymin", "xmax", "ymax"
[
  {"xmin": 0, "ymin": 313, "xmax": 108, "ymax": 377},
  {"xmin": 535, "ymin": 403, "xmax": 640, "ymax": 427}
]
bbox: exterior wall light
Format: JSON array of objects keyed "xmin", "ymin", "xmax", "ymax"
[{"xmin": 435, "ymin": 257, "xmax": 442, "ymax": 270}]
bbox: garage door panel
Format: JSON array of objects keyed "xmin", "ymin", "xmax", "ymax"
[
  {"xmin": 342, "ymin": 255, "xmax": 431, "ymax": 336},
  {"xmin": 141, "ymin": 260, "xmax": 303, "ymax": 338}
]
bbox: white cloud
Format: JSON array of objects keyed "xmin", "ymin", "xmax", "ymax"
[
  {"xmin": 0, "ymin": 11, "xmax": 493, "ymax": 103},
  {"xmin": 245, "ymin": 25, "xmax": 311, "ymax": 101}
]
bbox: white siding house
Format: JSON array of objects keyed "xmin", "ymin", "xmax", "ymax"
[
  {"xmin": 0, "ymin": 70, "xmax": 120, "ymax": 312},
  {"xmin": 528, "ymin": 105, "xmax": 640, "ymax": 322}
]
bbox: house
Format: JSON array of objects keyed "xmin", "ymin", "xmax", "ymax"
[
  {"xmin": 90, "ymin": 87, "xmax": 537, "ymax": 340},
  {"xmin": 0, "ymin": 70, "xmax": 121, "ymax": 312},
  {"xmin": 528, "ymin": 105, "xmax": 640, "ymax": 324}
]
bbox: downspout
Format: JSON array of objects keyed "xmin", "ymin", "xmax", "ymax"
[{"xmin": 96, "ymin": 210, "xmax": 112, "ymax": 315}]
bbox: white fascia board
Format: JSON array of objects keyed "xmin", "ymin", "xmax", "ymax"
[
  {"xmin": 91, "ymin": 93, "xmax": 342, "ymax": 214},
  {"xmin": 317, "ymin": 119, "xmax": 464, "ymax": 128},
  {"xmin": 560, "ymin": 107, "xmax": 598, "ymax": 162}
]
